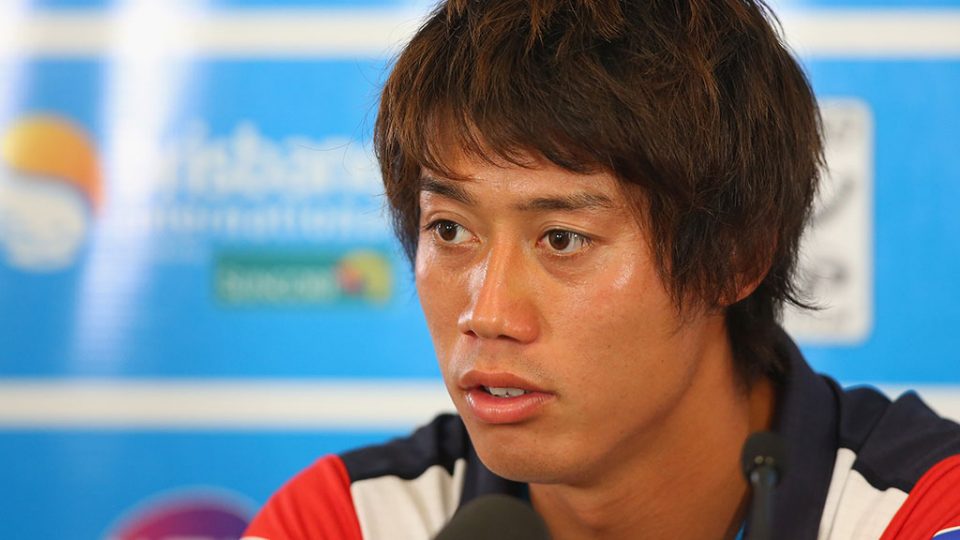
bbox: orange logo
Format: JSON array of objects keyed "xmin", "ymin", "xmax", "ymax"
[{"xmin": 0, "ymin": 115, "xmax": 102, "ymax": 271}]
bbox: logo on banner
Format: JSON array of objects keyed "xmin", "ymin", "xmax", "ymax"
[
  {"xmin": 0, "ymin": 115, "xmax": 102, "ymax": 271},
  {"xmin": 216, "ymin": 248, "xmax": 394, "ymax": 306},
  {"xmin": 106, "ymin": 489, "xmax": 252, "ymax": 540},
  {"xmin": 782, "ymin": 99, "xmax": 874, "ymax": 345},
  {"xmin": 151, "ymin": 121, "xmax": 388, "ymax": 244},
  {"xmin": 146, "ymin": 121, "xmax": 400, "ymax": 305}
]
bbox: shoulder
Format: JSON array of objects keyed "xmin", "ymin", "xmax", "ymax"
[
  {"xmin": 243, "ymin": 414, "xmax": 471, "ymax": 540},
  {"xmin": 837, "ymin": 388, "xmax": 960, "ymax": 491},
  {"xmin": 820, "ymin": 386, "xmax": 960, "ymax": 540}
]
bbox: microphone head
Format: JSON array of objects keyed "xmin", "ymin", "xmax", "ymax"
[
  {"xmin": 741, "ymin": 431, "xmax": 787, "ymax": 482},
  {"xmin": 434, "ymin": 494, "xmax": 550, "ymax": 540}
]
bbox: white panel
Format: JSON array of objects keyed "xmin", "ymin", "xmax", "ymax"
[
  {"xmin": 350, "ymin": 459, "xmax": 466, "ymax": 540},
  {"xmin": 818, "ymin": 448, "xmax": 907, "ymax": 540},
  {"xmin": 3, "ymin": 9, "xmax": 960, "ymax": 58},
  {"xmin": 1, "ymin": 380, "xmax": 958, "ymax": 429},
  {"xmin": 779, "ymin": 10, "xmax": 960, "ymax": 58},
  {"xmin": 818, "ymin": 448, "xmax": 857, "ymax": 540},
  {"xmin": 0, "ymin": 9, "xmax": 424, "ymax": 58},
  {"xmin": 0, "ymin": 378, "xmax": 454, "ymax": 430}
]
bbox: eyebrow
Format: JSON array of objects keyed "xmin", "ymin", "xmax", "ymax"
[
  {"xmin": 420, "ymin": 175, "xmax": 476, "ymax": 206},
  {"xmin": 419, "ymin": 174, "xmax": 617, "ymax": 212},
  {"xmin": 516, "ymin": 192, "xmax": 616, "ymax": 212}
]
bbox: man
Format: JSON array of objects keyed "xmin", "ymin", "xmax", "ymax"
[{"xmin": 244, "ymin": 1, "xmax": 960, "ymax": 538}]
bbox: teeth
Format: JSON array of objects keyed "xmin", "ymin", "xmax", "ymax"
[{"xmin": 485, "ymin": 386, "xmax": 527, "ymax": 398}]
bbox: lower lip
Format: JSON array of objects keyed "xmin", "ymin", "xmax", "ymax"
[{"xmin": 464, "ymin": 388, "xmax": 553, "ymax": 424}]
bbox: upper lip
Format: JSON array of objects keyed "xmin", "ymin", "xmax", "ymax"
[{"xmin": 458, "ymin": 370, "xmax": 549, "ymax": 393}]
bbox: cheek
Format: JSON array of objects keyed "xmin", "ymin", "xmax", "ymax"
[
  {"xmin": 415, "ymin": 249, "xmax": 464, "ymax": 354},
  {"xmin": 556, "ymin": 250, "xmax": 674, "ymax": 339},
  {"xmin": 552, "ymin": 255, "xmax": 689, "ymax": 401}
]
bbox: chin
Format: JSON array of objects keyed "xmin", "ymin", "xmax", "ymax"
[
  {"xmin": 477, "ymin": 447, "xmax": 562, "ymax": 484},
  {"xmin": 468, "ymin": 426, "xmax": 583, "ymax": 485}
]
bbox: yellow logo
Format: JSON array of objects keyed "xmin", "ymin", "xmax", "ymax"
[
  {"xmin": 0, "ymin": 115, "xmax": 102, "ymax": 271},
  {"xmin": 336, "ymin": 250, "xmax": 392, "ymax": 303}
]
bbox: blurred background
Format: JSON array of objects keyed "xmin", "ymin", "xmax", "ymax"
[{"xmin": 0, "ymin": 0, "xmax": 958, "ymax": 537}]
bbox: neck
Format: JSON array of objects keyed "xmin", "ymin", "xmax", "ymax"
[{"xmin": 529, "ymin": 324, "xmax": 776, "ymax": 540}]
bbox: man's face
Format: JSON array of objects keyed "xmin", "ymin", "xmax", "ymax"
[{"xmin": 415, "ymin": 152, "xmax": 727, "ymax": 487}]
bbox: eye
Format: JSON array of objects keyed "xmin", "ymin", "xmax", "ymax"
[
  {"xmin": 541, "ymin": 229, "xmax": 590, "ymax": 255},
  {"xmin": 427, "ymin": 219, "xmax": 474, "ymax": 244}
]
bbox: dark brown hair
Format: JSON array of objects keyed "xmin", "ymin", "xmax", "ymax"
[{"xmin": 375, "ymin": 0, "xmax": 822, "ymax": 385}]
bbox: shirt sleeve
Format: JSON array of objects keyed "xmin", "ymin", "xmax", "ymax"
[
  {"xmin": 879, "ymin": 454, "xmax": 960, "ymax": 540},
  {"xmin": 242, "ymin": 455, "xmax": 364, "ymax": 540}
]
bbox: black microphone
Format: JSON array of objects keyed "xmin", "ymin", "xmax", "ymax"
[
  {"xmin": 433, "ymin": 494, "xmax": 551, "ymax": 540},
  {"xmin": 741, "ymin": 431, "xmax": 787, "ymax": 540}
]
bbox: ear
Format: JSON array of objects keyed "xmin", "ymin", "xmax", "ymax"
[
  {"xmin": 728, "ymin": 269, "xmax": 767, "ymax": 305},
  {"xmin": 724, "ymin": 241, "xmax": 776, "ymax": 306}
]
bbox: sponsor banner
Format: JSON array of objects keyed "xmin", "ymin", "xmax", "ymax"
[
  {"xmin": 3, "ymin": 57, "xmax": 959, "ymax": 382},
  {"xmin": 0, "ymin": 58, "xmax": 439, "ymax": 378}
]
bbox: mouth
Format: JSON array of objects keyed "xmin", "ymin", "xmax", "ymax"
[
  {"xmin": 458, "ymin": 370, "xmax": 548, "ymax": 394},
  {"xmin": 458, "ymin": 371, "xmax": 554, "ymax": 424},
  {"xmin": 480, "ymin": 386, "xmax": 530, "ymax": 398}
]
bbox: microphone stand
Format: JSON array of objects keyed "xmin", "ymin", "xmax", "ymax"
[{"xmin": 741, "ymin": 431, "xmax": 787, "ymax": 540}]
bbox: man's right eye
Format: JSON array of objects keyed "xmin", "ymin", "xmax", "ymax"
[{"xmin": 427, "ymin": 220, "xmax": 473, "ymax": 244}]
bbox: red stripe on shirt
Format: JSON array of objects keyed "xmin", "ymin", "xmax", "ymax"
[
  {"xmin": 244, "ymin": 455, "xmax": 363, "ymax": 540},
  {"xmin": 880, "ymin": 454, "xmax": 960, "ymax": 540}
]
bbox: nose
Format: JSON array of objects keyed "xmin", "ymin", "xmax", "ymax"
[{"xmin": 457, "ymin": 240, "xmax": 540, "ymax": 343}]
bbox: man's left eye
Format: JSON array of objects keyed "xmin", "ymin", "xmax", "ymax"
[{"xmin": 541, "ymin": 230, "xmax": 590, "ymax": 254}]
